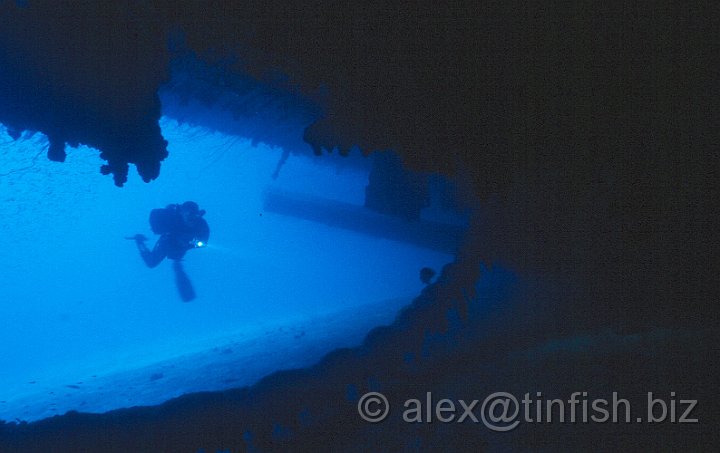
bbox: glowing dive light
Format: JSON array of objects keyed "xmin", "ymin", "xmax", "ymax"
[{"xmin": 190, "ymin": 239, "xmax": 206, "ymax": 248}]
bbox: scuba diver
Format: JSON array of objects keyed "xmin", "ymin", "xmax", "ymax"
[{"xmin": 128, "ymin": 201, "xmax": 209, "ymax": 302}]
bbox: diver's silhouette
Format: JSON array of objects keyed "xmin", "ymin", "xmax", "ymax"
[{"xmin": 128, "ymin": 201, "xmax": 209, "ymax": 302}]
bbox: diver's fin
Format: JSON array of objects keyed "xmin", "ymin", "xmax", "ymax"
[{"xmin": 172, "ymin": 260, "xmax": 196, "ymax": 302}]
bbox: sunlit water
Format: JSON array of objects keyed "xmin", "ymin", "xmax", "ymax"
[{"xmin": 0, "ymin": 119, "xmax": 457, "ymax": 421}]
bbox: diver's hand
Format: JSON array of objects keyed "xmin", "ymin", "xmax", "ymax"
[{"xmin": 125, "ymin": 234, "xmax": 148, "ymax": 242}]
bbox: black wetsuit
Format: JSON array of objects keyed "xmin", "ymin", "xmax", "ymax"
[{"xmin": 138, "ymin": 204, "xmax": 210, "ymax": 268}]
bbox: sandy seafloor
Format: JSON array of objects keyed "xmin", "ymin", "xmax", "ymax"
[{"xmin": 1, "ymin": 297, "xmax": 411, "ymax": 422}]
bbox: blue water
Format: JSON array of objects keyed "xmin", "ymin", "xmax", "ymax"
[{"xmin": 0, "ymin": 119, "xmax": 458, "ymax": 421}]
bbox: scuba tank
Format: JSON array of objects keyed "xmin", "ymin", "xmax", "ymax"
[{"xmin": 149, "ymin": 204, "xmax": 181, "ymax": 235}]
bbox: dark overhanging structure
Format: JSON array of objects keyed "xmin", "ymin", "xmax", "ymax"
[{"xmin": 0, "ymin": 1, "xmax": 717, "ymax": 451}]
